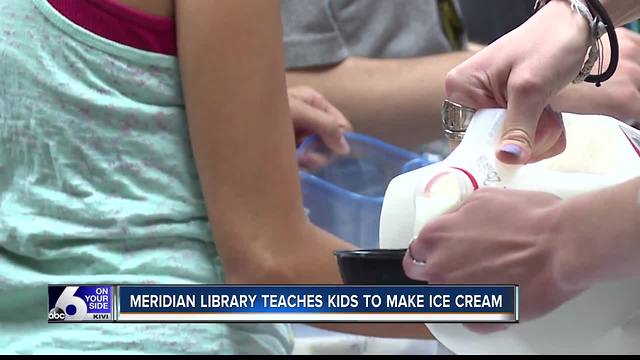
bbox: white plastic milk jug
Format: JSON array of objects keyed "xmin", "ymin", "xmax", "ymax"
[{"xmin": 379, "ymin": 109, "xmax": 640, "ymax": 354}]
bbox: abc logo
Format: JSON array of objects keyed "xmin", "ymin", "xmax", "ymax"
[{"xmin": 48, "ymin": 307, "xmax": 66, "ymax": 321}]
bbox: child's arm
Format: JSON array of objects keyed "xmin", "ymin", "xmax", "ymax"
[
  {"xmin": 175, "ymin": 0, "xmax": 430, "ymax": 340},
  {"xmin": 176, "ymin": 0, "xmax": 347, "ymax": 286}
]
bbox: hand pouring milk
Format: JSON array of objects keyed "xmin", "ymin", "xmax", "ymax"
[{"xmin": 379, "ymin": 109, "xmax": 640, "ymax": 354}]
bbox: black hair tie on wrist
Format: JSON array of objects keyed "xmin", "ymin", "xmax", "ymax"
[{"xmin": 584, "ymin": 0, "xmax": 619, "ymax": 87}]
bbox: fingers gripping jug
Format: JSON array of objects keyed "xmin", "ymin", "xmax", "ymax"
[{"xmin": 379, "ymin": 109, "xmax": 640, "ymax": 354}]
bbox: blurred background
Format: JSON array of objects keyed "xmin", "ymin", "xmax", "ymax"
[{"xmin": 458, "ymin": 0, "xmax": 535, "ymax": 44}]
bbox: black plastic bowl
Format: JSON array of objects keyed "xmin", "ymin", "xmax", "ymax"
[{"xmin": 334, "ymin": 249, "xmax": 428, "ymax": 285}]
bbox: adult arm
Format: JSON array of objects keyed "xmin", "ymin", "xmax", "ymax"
[{"xmin": 286, "ymin": 52, "xmax": 478, "ymax": 149}]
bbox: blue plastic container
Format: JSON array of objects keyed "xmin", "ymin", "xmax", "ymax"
[{"xmin": 297, "ymin": 133, "xmax": 436, "ymax": 249}]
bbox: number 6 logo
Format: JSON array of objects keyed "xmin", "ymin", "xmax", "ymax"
[{"xmin": 55, "ymin": 287, "xmax": 87, "ymax": 321}]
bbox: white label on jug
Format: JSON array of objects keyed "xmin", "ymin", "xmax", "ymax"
[
  {"xmin": 621, "ymin": 125, "xmax": 640, "ymax": 158},
  {"xmin": 476, "ymin": 155, "xmax": 503, "ymax": 187}
]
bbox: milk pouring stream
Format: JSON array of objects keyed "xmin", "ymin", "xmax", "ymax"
[{"xmin": 379, "ymin": 109, "xmax": 640, "ymax": 354}]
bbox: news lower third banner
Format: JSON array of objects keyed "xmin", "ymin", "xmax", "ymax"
[{"xmin": 49, "ymin": 285, "xmax": 519, "ymax": 323}]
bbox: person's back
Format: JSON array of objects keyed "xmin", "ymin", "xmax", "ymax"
[
  {"xmin": 281, "ymin": 0, "xmax": 466, "ymax": 67},
  {"xmin": 0, "ymin": 0, "xmax": 292, "ymax": 354},
  {"xmin": 281, "ymin": 0, "xmax": 470, "ymax": 150}
]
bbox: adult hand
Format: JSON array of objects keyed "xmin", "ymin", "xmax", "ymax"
[
  {"xmin": 552, "ymin": 28, "xmax": 640, "ymax": 126},
  {"xmin": 445, "ymin": 0, "xmax": 591, "ymax": 164},
  {"xmin": 403, "ymin": 188, "xmax": 584, "ymax": 333}
]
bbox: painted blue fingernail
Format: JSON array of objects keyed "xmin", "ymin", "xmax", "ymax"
[{"xmin": 499, "ymin": 143, "xmax": 522, "ymax": 158}]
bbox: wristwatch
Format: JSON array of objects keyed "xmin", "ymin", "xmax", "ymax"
[{"xmin": 441, "ymin": 99, "xmax": 476, "ymax": 141}]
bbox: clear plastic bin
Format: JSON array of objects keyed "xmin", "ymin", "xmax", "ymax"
[{"xmin": 297, "ymin": 132, "xmax": 437, "ymax": 249}]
